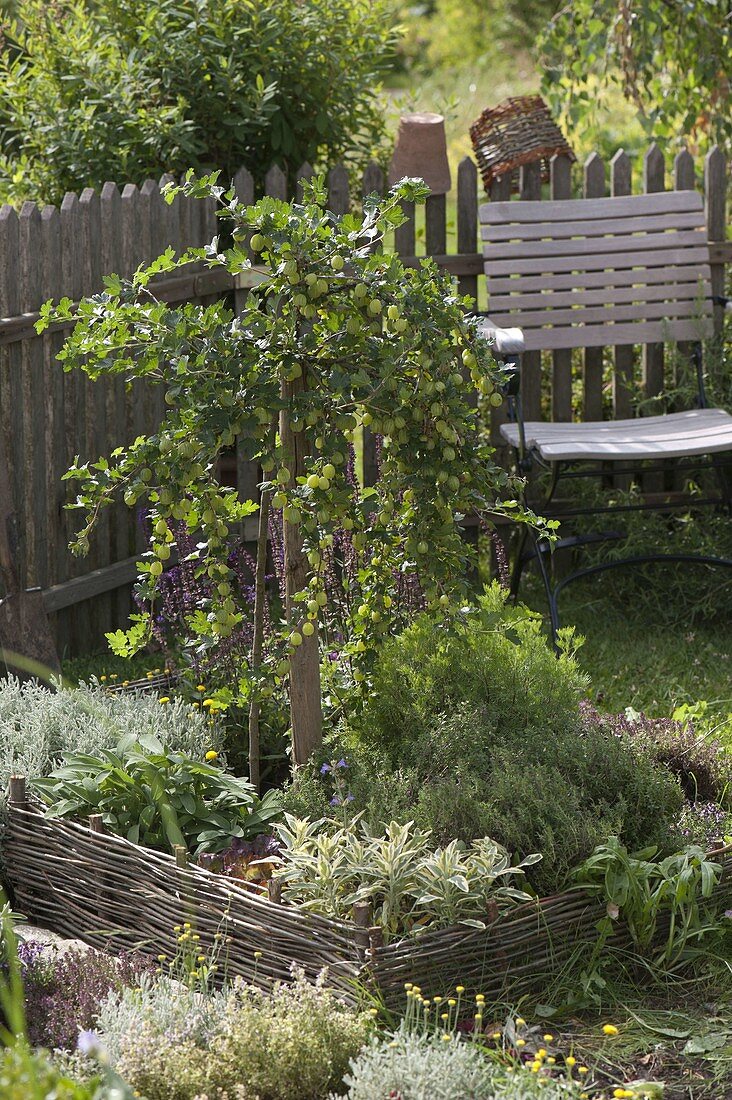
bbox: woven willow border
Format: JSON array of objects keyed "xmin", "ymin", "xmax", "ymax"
[{"xmin": 5, "ymin": 784, "xmax": 731, "ymax": 1008}]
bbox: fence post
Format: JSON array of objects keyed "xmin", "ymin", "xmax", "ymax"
[
  {"xmin": 550, "ymin": 155, "xmax": 574, "ymax": 423},
  {"xmin": 642, "ymin": 143, "xmax": 666, "ymax": 401},
  {"xmin": 583, "ymin": 153, "xmax": 606, "ymax": 424},
  {"xmin": 8, "ymin": 775, "xmax": 27, "ymax": 809},
  {"xmin": 705, "ymin": 146, "xmax": 727, "ymax": 338},
  {"xmin": 518, "ymin": 163, "xmax": 542, "ymax": 423}
]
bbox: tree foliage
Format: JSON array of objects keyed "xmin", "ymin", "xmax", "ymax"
[
  {"xmin": 0, "ymin": 0, "xmax": 397, "ymax": 205},
  {"xmin": 540, "ymin": 0, "xmax": 732, "ymax": 154},
  {"xmin": 39, "ymin": 177, "xmax": 539, "ymax": 761}
]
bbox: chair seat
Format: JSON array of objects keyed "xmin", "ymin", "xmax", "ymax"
[{"xmin": 500, "ymin": 408, "xmax": 732, "ymax": 461}]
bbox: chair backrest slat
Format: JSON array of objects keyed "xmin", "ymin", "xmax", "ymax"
[{"xmin": 481, "ymin": 191, "xmax": 713, "ymax": 350}]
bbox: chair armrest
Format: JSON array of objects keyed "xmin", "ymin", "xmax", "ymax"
[{"xmin": 476, "ymin": 315, "xmax": 526, "ymax": 358}]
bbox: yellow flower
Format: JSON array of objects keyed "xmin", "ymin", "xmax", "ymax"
[
  {"xmin": 455, "ymin": 985, "xmax": 465, "ymax": 993},
  {"xmin": 475, "ymin": 1013, "xmax": 483, "ymax": 1022},
  {"xmin": 433, "ymin": 996, "xmax": 442, "ymax": 1004},
  {"xmin": 441, "ymin": 1012, "xmax": 448, "ymax": 1021},
  {"xmin": 183, "ymin": 922, "xmax": 191, "ymax": 929},
  {"xmin": 448, "ymin": 999, "xmax": 456, "ymax": 1006},
  {"xmin": 613, "ymin": 1091, "xmax": 633, "ymax": 1099},
  {"xmin": 537, "ymin": 1048, "xmax": 547, "ymax": 1059},
  {"xmin": 204, "ymin": 749, "xmax": 219, "ymax": 762},
  {"xmin": 475, "ymin": 993, "xmax": 485, "ymax": 1004},
  {"xmin": 491, "ymin": 1031, "xmax": 501, "ymax": 1040},
  {"xmin": 516, "ymin": 1039, "xmax": 526, "ymax": 1047},
  {"xmin": 173, "ymin": 925, "xmax": 181, "ymax": 932},
  {"xmin": 578, "ymin": 1067, "xmax": 589, "ymax": 1075},
  {"xmin": 441, "ymin": 1034, "xmax": 451, "ymax": 1042},
  {"xmin": 547, "ymin": 1057, "xmax": 556, "ymax": 1065},
  {"xmin": 196, "ymin": 684, "xmax": 206, "ymax": 692},
  {"xmin": 566, "ymin": 1057, "xmax": 576, "ymax": 1068},
  {"xmin": 254, "ymin": 950, "xmax": 263, "ymax": 959},
  {"xmin": 369, "ymin": 1008, "xmax": 379, "ymax": 1017},
  {"xmin": 404, "ymin": 982, "xmax": 413, "ymax": 990},
  {"xmin": 192, "ymin": 934, "xmax": 200, "ymax": 941},
  {"xmin": 159, "ymin": 696, "xmax": 170, "ymax": 705},
  {"xmin": 543, "ymin": 1033, "xmax": 554, "ymax": 1042},
  {"xmin": 530, "ymin": 1062, "xmax": 541, "ymax": 1073},
  {"xmin": 603, "ymin": 1024, "xmax": 620, "ymax": 1037},
  {"xmin": 157, "ymin": 954, "xmax": 167, "ymax": 962},
  {"xmin": 100, "ymin": 675, "xmax": 107, "ymax": 682},
  {"xmin": 197, "ymin": 954, "xmax": 206, "ymax": 962},
  {"xmin": 516, "ymin": 1016, "xmax": 526, "ymax": 1026},
  {"xmin": 203, "ymin": 698, "xmax": 215, "ymax": 707},
  {"xmin": 122, "ymin": 680, "xmax": 129, "ymax": 687}
]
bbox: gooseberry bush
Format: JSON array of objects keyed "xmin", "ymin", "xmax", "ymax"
[{"xmin": 39, "ymin": 176, "xmax": 537, "ymax": 770}]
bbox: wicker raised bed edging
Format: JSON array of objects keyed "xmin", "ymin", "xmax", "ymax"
[{"xmin": 4, "ymin": 779, "xmax": 731, "ymax": 1009}]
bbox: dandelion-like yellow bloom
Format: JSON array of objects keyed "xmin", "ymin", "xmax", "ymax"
[
  {"xmin": 441, "ymin": 1034, "xmax": 451, "ymax": 1042},
  {"xmin": 159, "ymin": 696, "xmax": 170, "ymax": 705},
  {"xmin": 448, "ymin": 998, "xmax": 456, "ymax": 1006},
  {"xmin": 205, "ymin": 750, "xmax": 219, "ymax": 761},
  {"xmin": 543, "ymin": 1033, "xmax": 554, "ymax": 1042},
  {"xmin": 197, "ymin": 954, "xmax": 206, "ymax": 962},
  {"xmin": 196, "ymin": 684, "xmax": 206, "ymax": 691},
  {"xmin": 491, "ymin": 1031, "xmax": 501, "ymax": 1040},
  {"xmin": 174, "ymin": 925, "xmax": 181, "ymax": 932},
  {"xmin": 530, "ymin": 1063, "xmax": 541, "ymax": 1073},
  {"xmin": 441, "ymin": 1013, "xmax": 448, "ymax": 1021},
  {"xmin": 516, "ymin": 1039, "xmax": 526, "ymax": 1048},
  {"xmin": 476, "ymin": 993, "xmax": 485, "ymax": 1003},
  {"xmin": 578, "ymin": 1067, "xmax": 589, "ymax": 1075},
  {"xmin": 433, "ymin": 996, "xmax": 442, "ymax": 1004},
  {"xmin": 192, "ymin": 934, "xmax": 200, "ymax": 941},
  {"xmin": 566, "ymin": 1056, "xmax": 576, "ymax": 1068},
  {"xmin": 157, "ymin": 954, "xmax": 166, "ymax": 962},
  {"xmin": 456, "ymin": 985, "xmax": 464, "ymax": 993},
  {"xmin": 537, "ymin": 1048, "xmax": 547, "ymax": 1058},
  {"xmin": 203, "ymin": 698, "xmax": 215, "ymax": 707},
  {"xmin": 388, "ymin": 1041, "xmax": 399, "ymax": 1049},
  {"xmin": 254, "ymin": 950, "xmax": 262, "ymax": 959},
  {"xmin": 100, "ymin": 675, "xmax": 107, "ymax": 682},
  {"xmin": 122, "ymin": 680, "xmax": 129, "ymax": 687},
  {"xmin": 475, "ymin": 1013, "xmax": 483, "ymax": 1022},
  {"xmin": 184, "ymin": 922, "xmax": 191, "ymax": 929},
  {"xmin": 369, "ymin": 1008, "xmax": 379, "ymax": 1017},
  {"xmin": 602, "ymin": 1024, "xmax": 620, "ymax": 1036},
  {"xmin": 516, "ymin": 1016, "xmax": 526, "ymax": 1026},
  {"xmin": 547, "ymin": 1057, "xmax": 556, "ymax": 1065},
  {"xmin": 404, "ymin": 982, "xmax": 413, "ymax": 990}
]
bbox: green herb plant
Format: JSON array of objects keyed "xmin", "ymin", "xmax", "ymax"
[
  {"xmin": 32, "ymin": 734, "xmax": 281, "ymax": 856},
  {"xmin": 274, "ymin": 815, "xmax": 540, "ymax": 942},
  {"xmin": 574, "ymin": 837, "xmax": 725, "ymax": 969}
]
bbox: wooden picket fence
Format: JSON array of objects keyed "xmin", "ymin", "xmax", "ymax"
[{"xmin": 0, "ymin": 144, "xmax": 729, "ymax": 656}]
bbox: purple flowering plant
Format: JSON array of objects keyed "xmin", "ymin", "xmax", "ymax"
[{"xmin": 18, "ymin": 943, "xmax": 152, "ymax": 1052}]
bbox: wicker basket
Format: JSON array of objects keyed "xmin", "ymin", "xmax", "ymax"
[{"xmin": 470, "ymin": 96, "xmax": 575, "ymax": 194}]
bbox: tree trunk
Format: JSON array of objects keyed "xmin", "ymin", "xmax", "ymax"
[
  {"xmin": 247, "ymin": 486, "xmax": 271, "ymax": 793},
  {"xmin": 280, "ymin": 372, "xmax": 323, "ymax": 766}
]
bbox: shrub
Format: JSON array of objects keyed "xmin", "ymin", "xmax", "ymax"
[
  {"xmin": 0, "ymin": 676, "xmax": 222, "ymax": 823},
  {"xmin": 96, "ymin": 972, "xmax": 231, "ymax": 1067},
  {"xmin": 104, "ymin": 969, "xmax": 371, "ymax": 1100},
  {"xmin": 286, "ymin": 589, "xmax": 686, "ymax": 894},
  {"xmin": 581, "ymin": 702, "xmax": 732, "ymax": 806},
  {"xmin": 336, "ymin": 1029, "xmax": 590, "ymax": 1100},
  {"xmin": 0, "ymin": 0, "xmax": 398, "ymax": 205},
  {"xmin": 17, "ymin": 941, "xmax": 151, "ymax": 1052}
]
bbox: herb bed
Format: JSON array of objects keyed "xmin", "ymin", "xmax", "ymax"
[{"xmin": 5, "ymin": 781, "xmax": 732, "ymax": 1010}]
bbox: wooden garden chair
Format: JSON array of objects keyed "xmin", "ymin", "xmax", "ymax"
[{"xmin": 478, "ymin": 189, "xmax": 732, "ymax": 642}]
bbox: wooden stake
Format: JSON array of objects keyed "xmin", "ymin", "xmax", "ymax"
[
  {"xmin": 279, "ymin": 371, "xmax": 323, "ymax": 767},
  {"xmin": 247, "ymin": 486, "xmax": 271, "ymax": 792}
]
